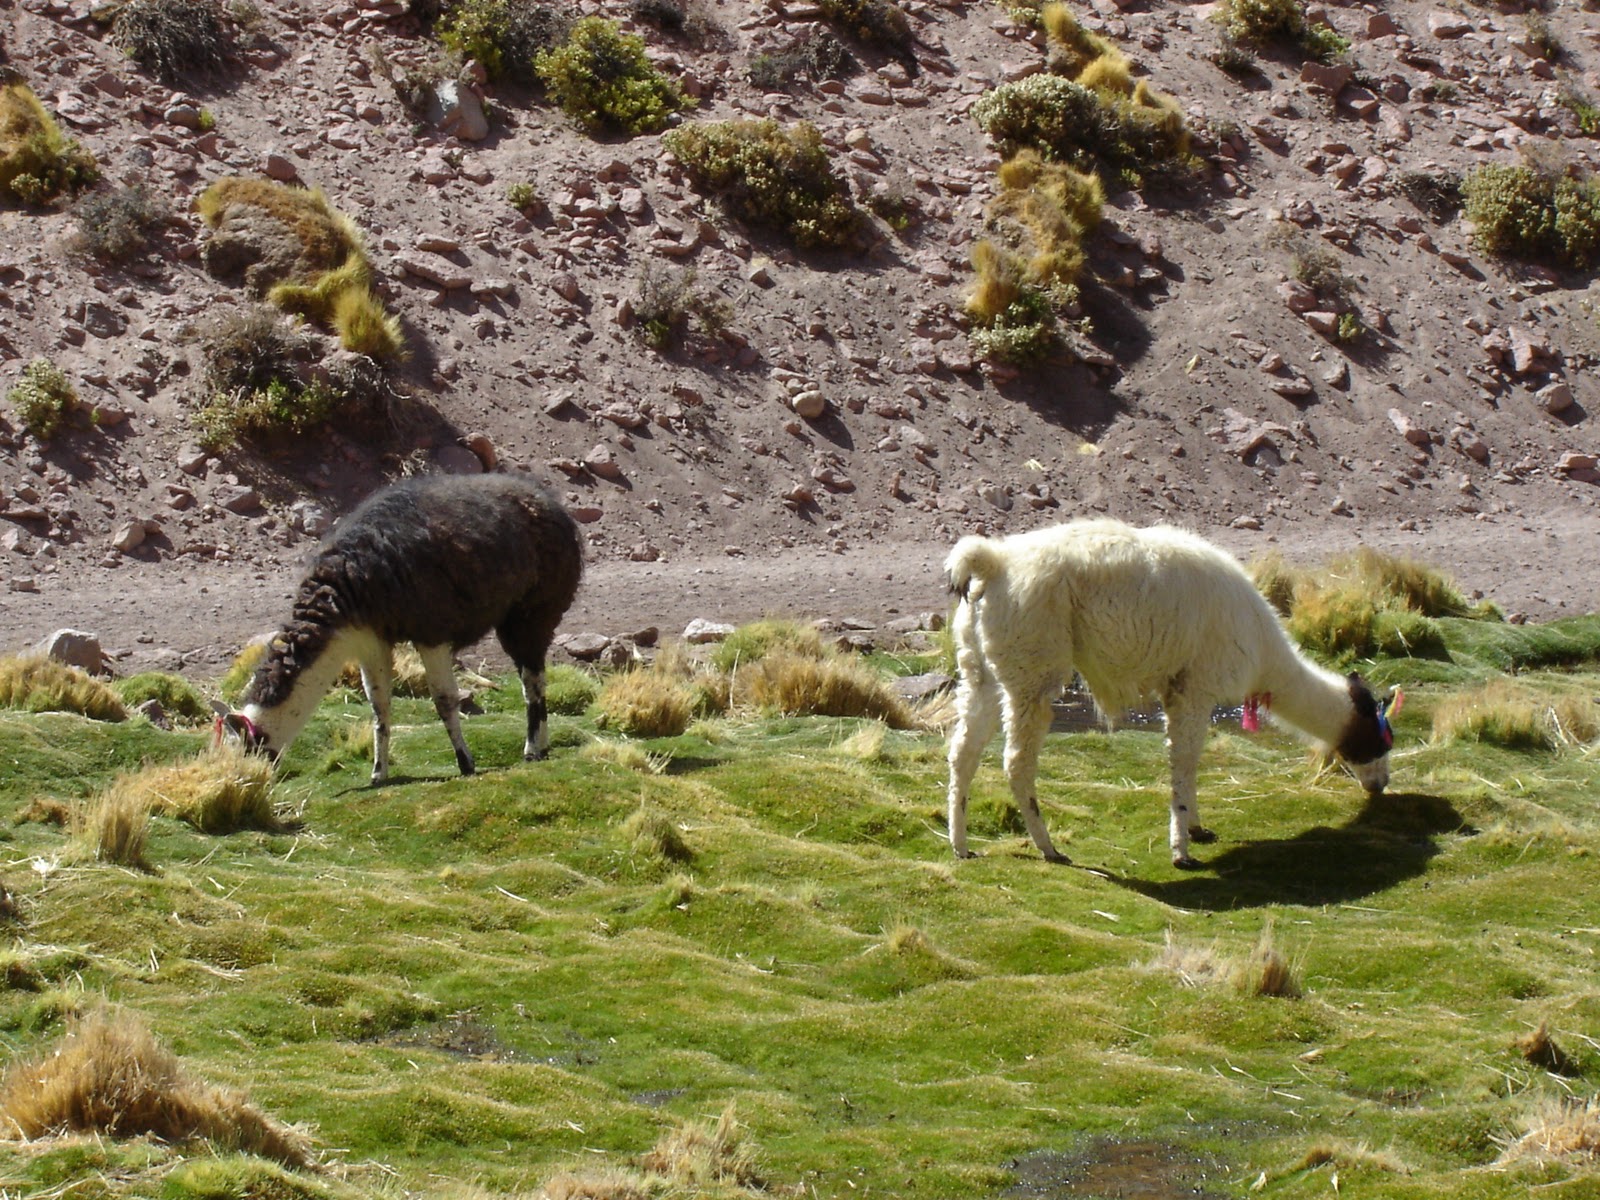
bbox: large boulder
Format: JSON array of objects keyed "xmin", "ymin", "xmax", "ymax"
[{"xmin": 35, "ymin": 628, "xmax": 113, "ymax": 676}]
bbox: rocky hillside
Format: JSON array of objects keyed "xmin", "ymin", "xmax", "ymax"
[{"xmin": 2, "ymin": 0, "xmax": 1598, "ymax": 664}]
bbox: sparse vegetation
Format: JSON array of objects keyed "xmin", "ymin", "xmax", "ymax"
[
  {"xmin": 438, "ymin": 0, "xmax": 571, "ymax": 84},
  {"xmin": 0, "ymin": 80, "xmax": 98, "ymax": 206},
  {"xmin": 1560, "ymin": 87, "xmax": 1600, "ymax": 137},
  {"xmin": 108, "ymin": 0, "xmax": 231, "ymax": 80},
  {"xmin": 535, "ymin": 16, "xmax": 692, "ymax": 134},
  {"xmin": 0, "ymin": 655, "xmax": 125, "ymax": 721},
  {"xmin": 1214, "ymin": 0, "xmax": 1348, "ymax": 62},
  {"xmin": 70, "ymin": 185, "xmax": 166, "ymax": 262},
  {"xmin": 664, "ymin": 119, "xmax": 863, "ymax": 249},
  {"xmin": 1431, "ymin": 678, "xmax": 1600, "ymax": 751},
  {"xmin": 7, "ymin": 357, "xmax": 78, "ymax": 440},
  {"xmin": 1397, "ymin": 168, "xmax": 1464, "ymax": 222},
  {"xmin": 816, "ymin": 0, "xmax": 915, "ymax": 60},
  {"xmin": 747, "ymin": 30, "xmax": 855, "ymax": 90},
  {"xmin": 634, "ymin": 262, "xmax": 731, "ymax": 351},
  {"xmin": 1462, "ymin": 162, "xmax": 1600, "ymax": 268}
]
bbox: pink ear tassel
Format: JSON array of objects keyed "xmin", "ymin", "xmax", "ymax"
[{"xmin": 1241, "ymin": 696, "xmax": 1259, "ymax": 733}]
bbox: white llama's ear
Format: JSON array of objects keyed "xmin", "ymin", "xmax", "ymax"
[{"xmin": 209, "ymin": 700, "xmax": 231, "ymax": 719}]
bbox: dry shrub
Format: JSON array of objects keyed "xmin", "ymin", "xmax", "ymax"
[
  {"xmin": 109, "ymin": 0, "xmax": 230, "ymax": 80},
  {"xmin": 112, "ymin": 745, "xmax": 280, "ymax": 834},
  {"xmin": 0, "ymin": 1009, "xmax": 312, "ymax": 1166},
  {"xmin": 639, "ymin": 1105, "xmax": 763, "ymax": 1190},
  {"xmin": 712, "ymin": 618, "xmax": 827, "ymax": 672},
  {"xmin": 1148, "ymin": 927, "xmax": 1300, "ymax": 997},
  {"xmin": 596, "ymin": 670, "xmax": 694, "ymax": 738},
  {"xmin": 1147, "ymin": 930, "xmax": 1229, "ymax": 987},
  {"xmin": 0, "ymin": 656, "xmax": 126, "ymax": 722},
  {"xmin": 73, "ymin": 785, "xmax": 153, "ymax": 870},
  {"xmin": 1433, "ymin": 679, "xmax": 1600, "ymax": 752},
  {"xmin": 734, "ymin": 650, "xmax": 914, "ymax": 729},
  {"xmin": 1515, "ymin": 1022, "xmax": 1580, "ymax": 1076},
  {"xmin": 1500, "ymin": 1097, "xmax": 1600, "ymax": 1164},
  {"xmin": 622, "ymin": 804, "xmax": 693, "ymax": 863}
]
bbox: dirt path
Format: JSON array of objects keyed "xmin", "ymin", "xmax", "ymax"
[{"xmin": 4, "ymin": 508, "xmax": 1597, "ymax": 677}]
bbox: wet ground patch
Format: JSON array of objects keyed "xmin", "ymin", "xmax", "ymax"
[{"xmin": 1005, "ymin": 1138, "xmax": 1228, "ymax": 1199}]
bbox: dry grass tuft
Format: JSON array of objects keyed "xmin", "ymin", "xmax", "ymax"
[
  {"xmin": 1515, "ymin": 1022, "xmax": 1580, "ymax": 1076},
  {"xmin": 639, "ymin": 1105, "xmax": 763, "ymax": 1190},
  {"xmin": 1433, "ymin": 679, "xmax": 1600, "ymax": 752},
  {"xmin": 1235, "ymin": 924, "xmax": 1301, "ymax": 998},
  {"xmin": 537, "ymin": 1169, "xmax": 654, "ymax": 1200},
  {"xmin": 1147, "ymin": 930, "xmax": 1229, "ymax": 987},
  {"xmin": 622, "ymin": 804, "xmax": 693, "ymax": 863},
  {"xmin": 0, "ymin": 1009, "xmax": 312, "ymax": 1166},
  {"xmin": 73, "ymin": 785, "xmax": 153, "ymax": 870},
  {"xmin": 113, "ymin": 745, "xmax": 281, "ymax": 834},
  {"xmin": 0, "ymin": 656, "xmax": 126, "ymax": 722},
  {"xmin": 596, "ymin": 670, "xmax": 694, "ymax": 738},
  {"xmin": 1500, "ymin": 1097, "xmax": 1600, "ymax": 1165},
  {"xmin": 734, "ymin": 651, "xmax": 914, "ymax": 729},
  {"xmin": 579, "ymin": 741, "xmax": 672, "ymax": 774},
  {"xmin": 1292, "ymin": 1140, "xmax": 1407, "ymax": 1175}
]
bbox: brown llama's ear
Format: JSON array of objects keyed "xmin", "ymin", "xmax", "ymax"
[{"xmin": 1346, "ymin": 673, "xmax": 1379, "ymax": 716}]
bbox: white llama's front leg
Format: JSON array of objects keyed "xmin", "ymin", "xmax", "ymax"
[
  {"xmin": 1002, "ymin": 681, "xmax": 1068, "ymax": 864},
  {"xmin": 1164, "ymin": 704, "xmax": 1212, "ymax": 869},
  {"xmin": 359, "ymin": 649, "xmax": 394, "ymax": 785},
  {"xmin": 418, "ymin": 644, "xmax": 475, "ymax": 776},
  {"xmin": 946, "ymin": 676, "xmax": 1002, "ymax": 858}
]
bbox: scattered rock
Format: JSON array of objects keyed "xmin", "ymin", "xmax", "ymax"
[
  {"xmin": 35, "ymin": 629, "xmax": 112, "ymax": 676},
  {"xmin": 683, "ymin": 619, "xmax": 735, "ymax": 644}
]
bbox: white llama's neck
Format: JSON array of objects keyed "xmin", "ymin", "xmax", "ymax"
[{"xmin": 1257, "ymin": 644, "xmax": 1355, "ymax": 746}]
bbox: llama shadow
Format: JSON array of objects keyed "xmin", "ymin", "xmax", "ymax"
[{"xmin": 1099, "ymin": 791, "xmax": 1470, "ymax": 910}]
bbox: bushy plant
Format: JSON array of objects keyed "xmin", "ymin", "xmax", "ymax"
[
  {"xmin": 1040, "ymin": 2, "xmax": 1117, "ymax": 77},
  {"xmin": 194, "ymin": 377, "xmax": 340, "ymax": 451},
  {"xmin": 966, "ymin": 241, "xmax": 1055, "ymax": 364},
  {"xmin": 664, "ymin": 119, "xmax": 863, "ymax": 249},
  {"xmin": 535, "ymin": 16, "xmax": 691, "ymax": 134},
  {"xmin": 439, "ymin": 0, "xmax": 571, "ymax": 84},
  {"xmin": 116, "ymin": 672, "xmax": 211, "ymax": 724},
  {"xmin": 1396, "ymin": 169, "xmax": 1463, "ymax": 222},
  {"xmin": 747, "ymin": 31, "xmax": 854, "ymax": 89},
  {"xmin": 596, "ymin": 669, "xmax": 694, "ymax": 738},
  {"xmin": 971, "ymin": 73, "xmax": 1188, "ymax": 185},
  {"xmin": 733, "ymin": 650, "xmax": 914, "ymax": 728},
  {"xmin": 816, "ymin": 0, "xmax": 914, "ymax": 57},
  {"xmin": 0, "ymin": 82, "xmax": 98, "ymax": 206},
  {"xmin": 545, "ymin": 664, "xmax": 600, "ymax": 715},
  {"xmin": 7, "ymin": 358, "xmax": 77, "ymax": 440},
  {"xmin": 712, "ymin": 619, "xmax": 827, "ymax": 673},
  {"xmin": 1214, "ymin": 0, "xmax": 1346, "ymax": 61},
  {"xmin": 71, "ymin": 185, "xmax": 166, "ymax": 262},
  {"xmin": 634, "ymin": 263, "xmax": 731, "ymax": 351},
  {"xmin": 109, "ymin": 0, "xmax": 231, "ymax": 80},
  {"xmin": 332, "ymin": 288, "xmax": 405, "ymax": 359},
  {"xmin": 1462, "ymin": 163, "xmax": 1600, "ymax": 267},
  {"xmin": 990, "ymin": 149, "xmax": 1104, "ymax": 295},
  {"xmin": 0, "ymin": 656, "xmax": 126, "ymax": 721}
]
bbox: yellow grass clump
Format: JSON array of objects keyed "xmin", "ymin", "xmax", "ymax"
[
  {"xmin": 595, "ymin": 669, "xmax": 694, "ymax": 738},
  {"xmin": 622, "ymin": 804, "xmax": 693, "ymax": 863},
  {"xmin": 1432, "ymin": 679, "xmax": 1600, "ymax": 752},
  {"xmin": 711, "ymin": 618, "xmax": 828, "ymax": 672},
  {"xmin": 639, "ymin": 1105, "xmax": 764, "ymax": 1190},
  {"xmin": 0, "ymin": 655, "xmax": 126, "ymax": 722},
  {"xmin": 966, "ymin": 238, "xmax": 1026, "ymax": 325},
  {"xmin": 734, "ymin": 650, "xmax": 915, "ymax": 729},
  {"xmin": 1235, "ymin": 925, "xmax": 1301, "ymax": 999},
  {"xmin": 110, "ymin": 745, "xmax": 281, "ymax": 834},
  {"xmin": 220, "ymin": 640, "xmax": 268, "ymax": 702},
  {"xmin": 0, "ymin": 81, "xmax": 98, "ymax": 205},
  {"xmin": 0, "ymin": 1009, "xmax": 312, "ymax": 1166},
  {"xmin": 73, "ymin": 785, "xmax": 153, "ymax": 871},
  {"xmin": 1500, "ymin": 1097, "xmax": 1600, "ymax": 1165}
]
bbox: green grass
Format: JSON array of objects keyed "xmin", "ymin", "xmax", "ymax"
[{"xmin": 2, "ymin": 631, "xmax": 1600, "ymax": 1198}]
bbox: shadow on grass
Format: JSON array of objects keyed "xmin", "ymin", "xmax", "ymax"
[{"xmin": 1102, "ymin": 791, "xmax": 1472, "ymax": 910}]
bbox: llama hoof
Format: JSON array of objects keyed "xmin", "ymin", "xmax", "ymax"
[
  {"xmin": 457, "ymin": 758, "xmax": 476, "ymax": 777},
  {"xmin": 524, "ymin": 749, "xmax": 548, "ymax": 762},
  {"xmin": 1043, "ymin": 851, "xmax": 1073, "ymax": 865},
  {"xmin": 953, "ymin": 849, "xmax": 979, "ymax": 860},
  {"xmin": 1189, "ymin": 826, "xmax": 1218, "ymax": 844},
  {"xmin": 1173, "ymin": 854, "xmax": 1203, "ymax": 870}
]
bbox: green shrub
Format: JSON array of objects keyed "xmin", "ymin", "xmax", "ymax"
[
  {"xmin": 1560, "ymin": 88, "xmax": 1600, "ymax": 137},
  {"xmin": 971, "ymin": 73, "xmax": 1188, "ymax": 185},
  {"xmin": 194, "ymin": 377, "xmax": 340, "ymax": 451},
  {"xmin": 1462, "ymin": 164, "xmax": 1600, "ymax": 267},
  {"xmin": 109, "ymin": 0, "xmax": 230, "ymax": 80},
  {"xmin": 966, "ymin": 241, "xmax": 1055, "ymax": 363},
  {"xmin": 439, "ymin": 0, "xmax": 571, "ymax": 84},
  {"xmin": 664, "ymin": 119, "xmax": 863, "ymax": 249},
  {"xmin": 505, "ymin": 181, "xmax": 543, "ymax": 214},
  {"xmin": 71, "ymin": 186, "xmax": 166, "ymax": 262},
  {"xmin": 535, "ymin": 16, "xmax": 691, "ymax": 134},
  {"xmin": 115, "ymin": 672, "xmax": 211, "ymax": 724},
  {"xmin": 1214, "ymin": 0, "xmax": 1346, "ymax": 61},
  {"xmin": 0, "ymin": 82, "xmax": 98, "ymax": 206},
  {"xmin": 7, "ymin": 358, "xmax": 77, "ymax": 441},
  {"xmin": 545, "ymin": 664, "xmax": 600, "ymax": 715},
  {"xmin": 816, "ymin": 0, "xmax": 914, "ymax": 57}
]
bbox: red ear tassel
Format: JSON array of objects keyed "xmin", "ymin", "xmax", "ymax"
[
  {"xmin": 1242, "ymin": 694, "xmax": 1271, "ymax": 733},
  {"xmin": 213, "ymin": 713, "xmax": 225, "ymax": 748}
]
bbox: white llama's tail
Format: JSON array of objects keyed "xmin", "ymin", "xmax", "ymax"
[{"xmin": 944, "ymin": 535, "xmax": 1004, "ymax": 603}]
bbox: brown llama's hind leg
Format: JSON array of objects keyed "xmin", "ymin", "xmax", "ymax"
[
  {"xmin": 497, "ymin": 604, "xmax": 564, "ymax": 762},
  {"xmin": 417, "ymin": 644, "xmax": 475, "ymax": 776}
]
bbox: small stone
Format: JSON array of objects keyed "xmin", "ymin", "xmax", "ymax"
[{"xmin": 683, "ymin": 619, "xmax": 735, "ymax": 644}]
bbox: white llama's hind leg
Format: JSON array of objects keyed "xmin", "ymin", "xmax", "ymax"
[
  {"xmin": 946, "ymin": 675, "xmax": 1002, "ymax": 858},
  {"xmin": 1163, "ymin": 702, "xmax": 1213, "ymax": 869},
  {"xmin": 417, "ymin": 644, "xmax": 475, "ymax": 776},
  {"xmin": 358, "ymin": 649, "xmax": 394, "ymax": 785},
  {"xmin": 1001, "ymin": 678, "xmax": 1068, "ymax": 864}
]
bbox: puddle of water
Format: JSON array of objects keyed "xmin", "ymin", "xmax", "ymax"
[
  {"xmin": 1050, "ymin": 688, "xmax": 1246, "ymax": 734},
  {"xmin": 385, "ymin": 1012, "xmax": 522, "ymax": 1062},
  {"xmin": 630, "ymin": 1087, "xmax": 689, "ymax": 1108},
  {"xmin": 1006, "ymin": 1139, "xmax": 1229, "ymax": 1200}
]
